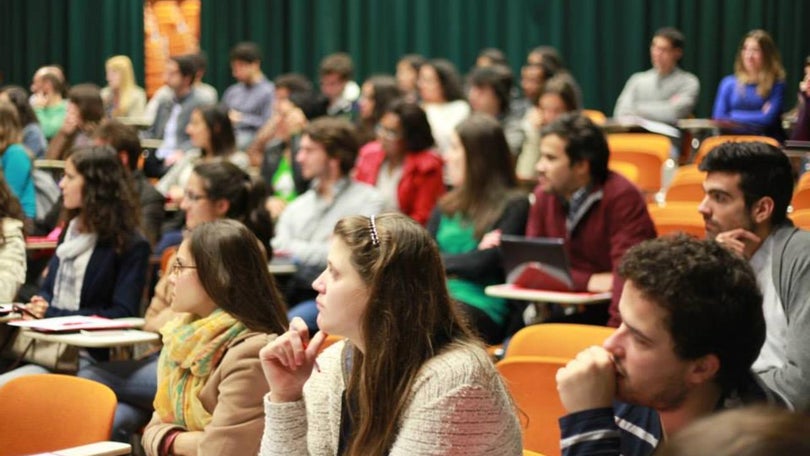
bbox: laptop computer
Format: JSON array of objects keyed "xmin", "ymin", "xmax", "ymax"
[{"xmin": 499, "ymin": 235, "xmax": 574, "ymax": 292}]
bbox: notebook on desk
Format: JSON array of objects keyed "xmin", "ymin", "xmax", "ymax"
[{"xmin": 500, "ymin": 235, "xmax": 574, "ymax": 292}]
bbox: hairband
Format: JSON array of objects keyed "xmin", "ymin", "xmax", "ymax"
[{"xmin": 369, "ymin": 215, "xmax": 380, "ymax": 247}]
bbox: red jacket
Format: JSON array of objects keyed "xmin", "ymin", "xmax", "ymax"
[
  {"xmin": 526, "ymin": 171, "xmax": 656, "ymax": 327},
  {"xmin": 354, "ymin": 141, "xmax": 445, "ymax": 225}
]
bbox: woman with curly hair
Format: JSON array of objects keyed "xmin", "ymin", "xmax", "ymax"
[{"xmin": 0, "ymin": 145, "xmax": 150, "ymax": 384}]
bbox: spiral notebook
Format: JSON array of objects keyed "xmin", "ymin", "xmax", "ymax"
[{"xmin": 500, "ymin": 235, "xmax": 574, "ymax": 292}]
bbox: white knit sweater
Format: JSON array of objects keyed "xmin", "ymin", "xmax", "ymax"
[
  {"xmin": 260, "ymin": 340, "xmax": 523, "ymax": 456},
  {"xmin": 0, "ymin": 218, "xmax": 25, "ymax": 302}
]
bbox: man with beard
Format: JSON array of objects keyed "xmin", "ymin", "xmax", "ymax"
[
  {"xmin": 698, "ymin": 142, "xmax": 810, "ymax": 412},
  {"xmin": 556, "ymin": 235, "xmax": 775, "ymax": 455}
]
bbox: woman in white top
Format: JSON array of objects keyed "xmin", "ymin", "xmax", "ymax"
[
  {"xmin": 0, "ymin": 168, "xmax": 25, "ymax": 301},
  {"xmin": 259, "ymin": 213, "xmax": 522, "ymax": 456},
  {"xmin": 418, "ymin": 59, "xmax": 470, "ymax": 159}
]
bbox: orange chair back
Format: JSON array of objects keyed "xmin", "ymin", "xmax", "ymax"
[
  {"xmin": 665, "ymin": 164, "xmax": 706, "ymax": 203},
  {"xmin": 0, "ymin": 374, "xmax": 116, "ymax": 456},
  {"xmin": 647, "ymin": 202, "xmax": 705, "ymax": 238},
  {"xmin": 607, "ymin": 133, "xmax": 671, "ymax": 195},
  {"xmin": 791, "ymin": 209, "xmax": 810, "ymax": 230},
  {"xmin": 505, "ymin": 323, "xmax": 615, "ymax": 359},
  {"xmin": 582, "ymin": 109, "xmax": 607, "ymax": 126},
  {"xmin": 608, "ymin": 160, "xmax": 640, "ymax": 185},
  {"xmin": 497, "ymin": 356, "xmax": 569, "ymax": 456},
  {"xmin": 792, "ymin": 173, "xmax": 810, "ymax": 212},
  {"xmin": 694, "ymin": 135, "xmax": 780, "ymax": 165},
  {"xmin": 523, "ymin": 449, "xmax": 548, "ymax": 456},
  {"xmin": 160, "ymin": 245, "xmax": 178, "ymax": 275}
]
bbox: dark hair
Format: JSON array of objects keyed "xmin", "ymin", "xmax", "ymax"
[
  {"xmin": 68, "ymin": 84, "xmax": 104, "ymax": 124},
  {"xmin": 699, "ymin": 142, "xmax": 792, "ymax": 226},
  {"xmin": 541, "ymin": 74, "xmax": 581, "ymax": 111},
  {"xmin": 189, "ymin": 219, "xmax": 287, "ymax": 334},
  {"xmin": 171, "ymin": 54, "xmax": 198, "ymax": 82},
  {"xmin": 0, "ymin": 168, "xmax": 24, "ymax": 245},
  {"xmin": 334, "ymin": 213, "xmax": 477, "ymax": 456},
  {"xmin": 274, "ymin": 73, "xmax": 314, "ymax": 95},
  {"xmin": 384, "ymin": 99, "xmax": 434, "ymax": 152},
  {"xmin": 41, "ymin": 72, "xmax": 64, "ymax": 96},
  {"xmin": 289, "ymin": 91, "xmax": 329, "ymax": 121},
  {"xmin": 425, "ymin": 59, "xmax": 465, "ymax": 102},
  {"xmin": 654, "ymin": 27, "xmax": 686, "ymax": 50},
  {"xmin": 660, "ymin": 406, "xmax": 810, "ymax": 456},
  {"xmin": 365, "ymin": 75, "xmax": 402, "ymax": 124},
  {"xmin": 319, "ymin": 52, "xmax": 354, "ymax": 80},
  {"xmin": 0, "ymin": 86, "xmax": 39, "ymax": 126},
  {"xmin": 439, "ymin": 113, "xmax": 521, "ymax": 238},
  {"xmin": 195, "ymin": 104, "xmax": 235, "ymax": 157},
  {"xmin": 229, "ymin": 42, "xmax": 262, "ymax": 63},
  {"xmin": 66, "ymin": 146, "xmax": 140, "ymax": 252},
  {"xmin": 540, "ymin": 112, "xmax": 609, "ymax": 184},
  {"xmin": 94, "ymin": 119, "xmax": 141, "ymax": 171},
  {"xmin": 398, "ymin": 54, "xmax": 426, "ymax": 72},
  {"xmin": 468, "ymin": 65, "xmax": 514, "ymax": 113},
  {"xmin": 193, "ymin": 161, "xmax": 273, "ymax": 252},
  {"xmin": 477, "ymin": 47, "xmax": 508, "ymax": 67},
  {"xmin": 529, "ymin": 46, "xmax": 566, "ymax": 72},
  {"xmin": 191, "ymin": 51, "xmax": 208, "ymax": 74},
  {"xmin": 619, "ymin": 234, "xmax": 765, "ymax": 393},
  {"xmin": 303, "ymin": 117, "xmax": 359, "ymax": 176}
]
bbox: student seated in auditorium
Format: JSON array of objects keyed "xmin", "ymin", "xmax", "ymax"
[
  {"xmin": 557, "ymin": 235, "xmax": 778, "ymax": 456},
  {"xmin": 78, "ymin": 161, "xmax": 273, "ymax": 443},
  {"xmin": 221, "ymin": 42, "xmax": 275, "ymax": 150},
  {"xmin": 418, "ymin": 59, "xmax": 471, "ymax": 160},
  {"xmin": 355, "ymin": 75, "xmax": 402, "ymax": 146},
  {"xmin": 0, "ymin": 101, "xmax": 36, "ymax": 221},
  {"xmin": 143, "ymin": 52, "xmax": 218, "ymax": 126},
  {"xmin": 101, "ymin": 55, "xmax": 147, "ymax": 119},
  {"xmin": 467, "ymin": 64, "xmax": 525, "ymax": 157},
  {"xmin": 0, "ymin": 146, "xmax": 150, "ymax": 385},
  {"xmin": 354, "ymin": 99, "xmax": 444, "ymax": 226},
  {"xmin": 46, "ymin": 83, "xmax": 105, "ymax": 160},
  {"xmin": 790, "ymin": 55, "xmax": 810, "ymax": 141},
  {"xmin": 0, "ymin": 169, "xmax": 26, "ymax": 302},
  {"xmin": 29, "ymin": 66, "xmax": 68, "ymax": 141},
  {"xmin": 712, "ymin": 29, "xmax": 787, "ymax": 141},
  {"xmin": 142, "ymin": 54, "xmax": 208, "ymax": 177},
  {"xmin": 0, "ymin": 86, "xmax": 48, "ymax": 159},
  {"xmin": 698, "ymin": 142, "xmax": 810, "ymax": 412},
  {"xmin": 613, "ymin": 27, "xmax": 700, "ymax": 127},
  {"xmin": 259, "ymin": 213, "xmax": 522, "ymax": 456},
  {"xmin": 526, "ymin": 113, "xmax": 655, "ymax": 327},
  {"xmin": 427, "ymin": 114, "xmax": 528, "ymax": 345},
  {"xmin": 319, "ymin": 52, "xmax": 361, "ymax": 120},
  {"xmin": 93, "ymin": 119, "xmax": 165, "ymax": 247},
  {"xmin": 141, "ymin": 220, "xmax": 288, "ymax": 456},
  {"xmin": 271, "ymin": 117, "xmax": 383, "ymax": 333}
]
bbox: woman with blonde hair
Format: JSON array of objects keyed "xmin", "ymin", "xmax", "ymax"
[
  {"xmin": 260, "ymin": 213, "xmax": 522, "ymax": 456},
  {"xmin": 102, "ymin": 55, "xmax": 147, "ymax": 118},
  {"xmin": 712, "ymin": 29, "xmax": 787, "ymax": 141}
]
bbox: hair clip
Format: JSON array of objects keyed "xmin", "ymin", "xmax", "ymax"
[{"xmin": 369, "ymin": 215, "xmax": 380, "ymax": 247}]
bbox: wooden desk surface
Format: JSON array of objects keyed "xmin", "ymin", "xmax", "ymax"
[
  {"xmin": 269, "ymin": 256, "xmax": 297, "ymax": 275},
  {"xmin": 485, "ymin": 284, "xmax": 612, "ymax": 304}
]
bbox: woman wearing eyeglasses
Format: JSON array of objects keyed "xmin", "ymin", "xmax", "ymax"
[
  {"xmin": 0, "ymin": 146, "xmax": 150, "ymax": 382},
  {"xmin": 78, "ymin": 161, "xmax": 273, "ymax": 443},
  {"xmin": 143, "ymin": 219, "xmax": 288, "ymax": 456},
  {"xmin": 259, "ymin": 213, "xmax": 522, "ymax": 456},
  {"xmin": 354, "ymin": 99, "xmax": 444, "ymax": 225}
]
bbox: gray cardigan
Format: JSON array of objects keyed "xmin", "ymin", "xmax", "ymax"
[{"xmin": 759, "ymin": 222, "xmax": 810, "ymax": 411}]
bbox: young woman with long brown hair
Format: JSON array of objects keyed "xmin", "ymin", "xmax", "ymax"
[{"xmin": 259, "ymin": 213, "xmax": 522, "ymax": 456}]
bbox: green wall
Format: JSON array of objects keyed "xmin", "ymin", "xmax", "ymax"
[{"xmin": 2, "ymin": 0, "xmax": 808, "ymax": 117}]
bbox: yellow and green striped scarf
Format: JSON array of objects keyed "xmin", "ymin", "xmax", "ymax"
[{"xmin": 154, "ymin": 309, "xmax": 247, "ymax": 431}]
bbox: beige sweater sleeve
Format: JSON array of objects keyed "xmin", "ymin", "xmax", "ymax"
[{"xmin": 0, "ymin": 218, "xmax": 26, "ymax": 302}]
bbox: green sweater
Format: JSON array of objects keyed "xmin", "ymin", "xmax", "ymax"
[{"xmin": 34, "ymin": 101, "xmax": 67, "ymax": 139}]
